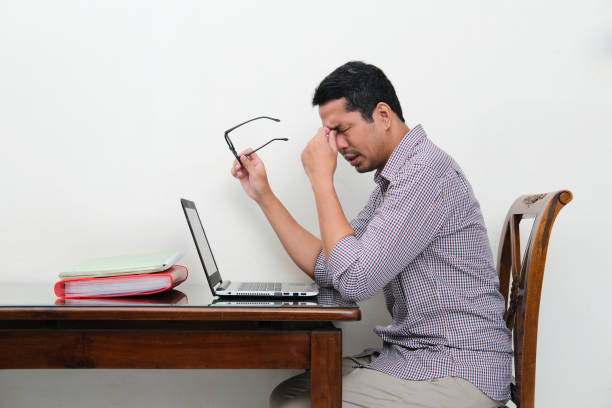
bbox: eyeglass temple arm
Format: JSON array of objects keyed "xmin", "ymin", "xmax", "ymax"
[
  {"xmin": 245, "ymin": 138, "xmax": 289, "ymax": 157},
  {"xmin": 224, "ymin": 116, "xmax": 280, "ymax": 135}
]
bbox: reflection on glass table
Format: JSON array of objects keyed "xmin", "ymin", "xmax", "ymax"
[{"xmin": 210, "ymin": 287, "xmax": 357, "ymax": 308}]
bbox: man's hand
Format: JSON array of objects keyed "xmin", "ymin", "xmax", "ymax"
[
  {"xmin": 230, "ymin": 149, "xmax": 272, "ymax": 203},
  {"xmin": 229, "ymin": 147, "xmax": 323, "ymax": 277},
  {"xmin": 301, "ymin": 127, "xmax": 339, "ymax": 189},
  {"xmin": 302, "ymin": 127, "xmax": 353, "ymax": 260}
]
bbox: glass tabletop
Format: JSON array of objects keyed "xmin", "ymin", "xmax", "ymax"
[{"xmin": 0, "ymin": 282, "xmax": 357, "ymax": 309}]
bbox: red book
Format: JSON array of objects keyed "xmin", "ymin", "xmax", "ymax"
[
  {"xmin": 54, "ymin": 289, "xmax": 188, "ymax": 305},
  {"xmin": 54, "ymin": 265, "xmax": 188, "ymax": 299}
]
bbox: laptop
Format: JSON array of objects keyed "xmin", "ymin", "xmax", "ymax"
[
  {"xmin": 211, "ymin": 298, "xmax": 318, "ymax": 307},
  {"xmin": 181, "ymin": 199, "xmax": 319, "ymax": 297}
]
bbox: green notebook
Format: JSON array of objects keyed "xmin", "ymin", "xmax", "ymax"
[{"xmin": 59, "ymin": 251, "xmax": 184, "ymax": 279}]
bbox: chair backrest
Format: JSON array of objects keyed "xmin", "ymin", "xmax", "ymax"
[{"xmin": 497, "ymin": 190, "xmax": 573, "ymax": 408}]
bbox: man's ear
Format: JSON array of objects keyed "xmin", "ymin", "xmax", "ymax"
[{"xmin": 374, "ymin": 102, "xmax": 392, "ymax": 130}]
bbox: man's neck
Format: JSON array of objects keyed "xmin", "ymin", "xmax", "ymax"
[
  {"xmin": 374, "ymin": 121, "xmax": 411, "ymax": 175},
  {"xmin": 385, "ymin": 122, "xmax": 411, "ymax": 160}
]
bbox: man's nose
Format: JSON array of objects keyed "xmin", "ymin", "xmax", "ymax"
[{"xmin": 335, "ymin": 133, "xmax": 349, "ymax": 150}]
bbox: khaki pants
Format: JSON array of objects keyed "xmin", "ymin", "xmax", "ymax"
[{"xmin": 269, "ymin": 352, "xmax": 508, "ymax": 408}]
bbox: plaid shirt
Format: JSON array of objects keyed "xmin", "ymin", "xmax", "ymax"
[{"xmin": 314, "ymin": 124, "xmax": 512, "ymax": 401}]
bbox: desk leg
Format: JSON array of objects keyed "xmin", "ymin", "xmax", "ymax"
[{"xmin": 310, "ymin": 329, "xmax": 342, "ymax": 408}]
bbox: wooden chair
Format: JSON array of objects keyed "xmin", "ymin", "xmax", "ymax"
[{"xmin": 497, "ymin": 190, "xmax": 573, "ymax": 407}]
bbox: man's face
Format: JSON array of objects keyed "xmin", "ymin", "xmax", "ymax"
[{"xmin": 318, "ymin": 98, "xmax": 386, "ymax": 173}]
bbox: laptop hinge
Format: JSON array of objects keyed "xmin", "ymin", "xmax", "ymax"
[{"xmin": 217, "ymin": 281, "xmax": 230, "ymax": 291}]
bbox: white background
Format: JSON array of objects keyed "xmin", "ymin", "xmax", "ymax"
[{"xmin": 1, "ymin": 1, "xmax": 611, "ymax": 407}]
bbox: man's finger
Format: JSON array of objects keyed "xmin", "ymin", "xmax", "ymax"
[
  {"xmin": 328, "ymin": 130, "xmax": 338, "ymax": 153},
  {"xmin": 237, "ymin": 148, "xmax": 256, "ymax": 169},
  {"xmin": 245, "ymin": 150, "xmax": 262, "ymax": 166},
  {"xmin": 231, "ymin": 160, "xmax": 244, "ymax": 178},
  {"xmin": 240, "ymin": 154, "xmax": 254, "ymax": 171},
  {"xmin": 317, "ymin": 127, "xmax": 328, "ymax": 141}
]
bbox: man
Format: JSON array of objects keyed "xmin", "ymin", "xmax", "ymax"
[{"xmin": 230, "ymin": 61, "xmax": 512, "ymax": 408}]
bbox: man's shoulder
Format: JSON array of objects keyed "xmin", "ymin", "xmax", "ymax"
[{"xmin": 393, "ymin": 138, "xmax": 457, "ymax": 183}]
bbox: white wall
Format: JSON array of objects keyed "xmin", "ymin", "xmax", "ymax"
[{"xmin": 1, "ymin": 1, "xmax": 610, "ymax": 407}]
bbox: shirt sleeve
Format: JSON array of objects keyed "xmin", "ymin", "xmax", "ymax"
[
  {"xmin": 313, "ymin": 189, "xmax": 380, "ymax": 288},
  {"xmin": 326, "ymin": 164, "xmax": 447, "ymax": 301},
  {"xmin": 313, "ymin": 250, "xmax": 332, "ymax": 287}
]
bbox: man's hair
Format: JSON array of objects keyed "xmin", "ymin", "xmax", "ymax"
[{"xmin": 312, "ymin": 61, "xmax": 404, "ymax": 123}]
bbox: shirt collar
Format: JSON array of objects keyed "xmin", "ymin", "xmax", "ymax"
[{"xmin": 375, "ymin": 124, "xmax": 427, "ymax": 185}]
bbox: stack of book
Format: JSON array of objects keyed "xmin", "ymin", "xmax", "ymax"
[{"xmin": 54, "ymin": 251, "xmax": 188, "ymax": 299}]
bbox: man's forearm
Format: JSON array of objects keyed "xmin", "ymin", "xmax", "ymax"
[
  {"xmin": 257, "ymin": 192, "xmax": 322, "ymax": 277},
  {"xmin": 312, "ymin": 181, "xmax": 354, "ymax": 260}
]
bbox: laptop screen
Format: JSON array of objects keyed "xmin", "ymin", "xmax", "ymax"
[{"xmin": 181, "ymin": 199, "xmax": 222, "ymax": 290}]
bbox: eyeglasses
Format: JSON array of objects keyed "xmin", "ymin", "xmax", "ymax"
[{"xmin": 224, "ymin": 116, "xmax": 288, "ymax": 166}]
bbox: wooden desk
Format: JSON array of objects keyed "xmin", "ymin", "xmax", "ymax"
[{"xmin": 0, "ymin": 284, "xmax": 360, "ymax": 408}]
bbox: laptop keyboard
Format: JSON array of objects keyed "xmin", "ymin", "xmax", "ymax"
[{"xmin": 237, "ymin": 282, "xmax": 282, "ymax": 292}]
